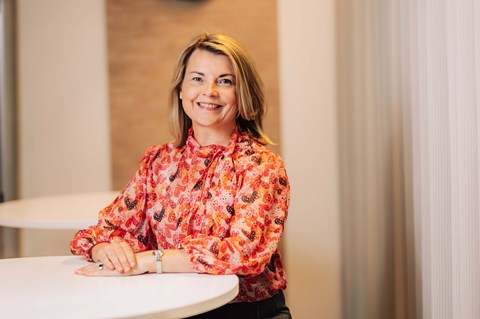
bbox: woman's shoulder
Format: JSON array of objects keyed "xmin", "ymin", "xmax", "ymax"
[
  {"xmin": 144, "ymin": 140, "xmax": 176, "ymax": 154},
  {"xmin": 139, "ymin": 140, "xmax": 180, "ymax": 164},
  {"xmin": 234, "ymin": 134, "xmax": 286, "ymax": 171}
]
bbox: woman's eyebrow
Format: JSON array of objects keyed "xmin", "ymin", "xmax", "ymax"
[
  {"xmin": 189, "ymin": 71, "xmax": 235, "ymax": 78},
  {"xmin": 219, "ymin": 73, "xmax": 235, "ymax": 78}
]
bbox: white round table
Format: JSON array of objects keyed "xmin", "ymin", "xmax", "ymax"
[
  {"xmin": 0, "ymin": 255, "xmax": 239, "ymax": 319},
  {"xmin": 0, "ymin": 191, "xmax": 119, "ymax": 229}
]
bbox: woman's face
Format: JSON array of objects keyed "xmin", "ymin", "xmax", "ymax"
[{"xmin": 180, "ymin": 49, "xmax": 237, "ymax": 144}]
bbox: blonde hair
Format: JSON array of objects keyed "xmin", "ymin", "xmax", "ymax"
[{"xmin": 169, "ymin": 33, "xmax": 272, "ymax": 148}]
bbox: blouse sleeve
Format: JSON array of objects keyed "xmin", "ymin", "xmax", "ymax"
[
  {"xmin": 182, "ymin": 153, "xmax": 290, "ymax": 276},
  {"xmin": 69, "ymin": 145, "xmax": 160, "ymax": 261}
]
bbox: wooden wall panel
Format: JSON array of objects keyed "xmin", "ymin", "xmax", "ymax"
[{"xmin": 107, "ymin": 0, "xmax": 279, "ymax": 189}]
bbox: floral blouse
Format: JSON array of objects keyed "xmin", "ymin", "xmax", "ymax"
[{"xmin": 70, "ymin": 129, "xmax": 290, "ymax": 302}]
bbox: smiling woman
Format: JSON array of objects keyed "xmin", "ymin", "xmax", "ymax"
[
  {"xmin": 169, "ymin": 33, "xmax": 272, "ymax": 149},
  {"xmin": 180, "ymin": 49, "xmax": 238, "ymax": 146},
  {"xmin": 71, "ymin": 33, "xmax": 292, "ymax": 319}
]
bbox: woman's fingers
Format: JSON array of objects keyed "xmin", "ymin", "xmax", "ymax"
[
  {"xmin": 102, "ymin": 244, "xmax": 123, "ymax": 271},
  {"xmin": 91, "ymin": 242, "xmax": 114, "ymax": 270},
  {"xmin": 91, "ymin": 241, "xmax": 137, "ymax": 273},
  {"xmin": 75, "ymin": 249, "xmax": 151, "ymax": 277},
  {"xmin": 74, "ymin": 263, "xmax": 118, "ymax": 276},
  {"xmin": 101, "ymin": 242, "xmax": 136, "ymax": 272},
  {"xmin": 120, "ymin": 241, "xmax": 137, "ymax": 268}
]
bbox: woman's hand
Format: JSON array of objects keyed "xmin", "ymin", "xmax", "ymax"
[
  {"xmin": 90, "ymin": 241, "xmax": 137, "ymax": 273},
  {"xmin": 74, "ymin": 261, "xmax": 146, "ymax": 276},
  {"xmin": 75, "ymin": 250, "xmax": 155, "ymax": 277},
  {"xmin": 75, "ymin": 247, "xmax": 195, "ymax": 276}
]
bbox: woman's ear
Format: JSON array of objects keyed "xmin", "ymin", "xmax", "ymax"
[{"xmin": 179, "ymin": 91, "xmax": 183, "ymax": 100}]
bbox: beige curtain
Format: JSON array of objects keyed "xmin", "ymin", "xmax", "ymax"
[
  {"xmin": 337, "ymin": 0, "xmax": 480, "ymax": 318},
  {"xmin": 403, "ymin": 0, "xmax": 480, "ymax": 318},
  {"xmin": 337, "ymin": 0, "xmax": 409, "ymax": 318}
]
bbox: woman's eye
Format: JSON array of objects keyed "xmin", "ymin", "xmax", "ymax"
[
  {"xmin": 219, "ymin": 78, "xmax": 233, "ymax": 85},
  {"xmin": 192, "ymin": 77, "xmax": 203, "ymax": 82}
]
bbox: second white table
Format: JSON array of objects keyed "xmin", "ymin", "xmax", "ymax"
[{"xmin": 0, "ymin": 191, "xmax": 118, "ymax": 229}]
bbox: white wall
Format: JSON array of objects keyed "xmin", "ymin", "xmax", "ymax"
[
  {"xmin": 16, "ymin": 0, "xmax": 111, "ymax": 256},
  {"xmin": 279, "ymin": 0, "xmax": 342, "ymax": 318}
]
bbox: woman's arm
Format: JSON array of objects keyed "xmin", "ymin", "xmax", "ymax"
[
  {"xmin": 75, "ymin": 248, "xmax": 194, "ymax": 276},
  {"xmin": 71, "ymin": 146, "xmax": 162, "ymax": 268},
  {"xmin": 182, "ymin": 152, "xmax": 290, "ymax": 276}
]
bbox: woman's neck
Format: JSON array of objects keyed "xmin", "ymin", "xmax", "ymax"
[{"xmin": 191, "ymin": 126, "xmax": 235, "ymax": 147}]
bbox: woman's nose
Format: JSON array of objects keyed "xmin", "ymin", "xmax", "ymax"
[{"xmin": 204, "ymin": 82, "xmax": 219, "ymax": 97}]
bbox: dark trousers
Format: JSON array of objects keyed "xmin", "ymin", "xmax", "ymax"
[{"xmin": 185, "ymin": 291, "xmax": 292, "ymax": 319}]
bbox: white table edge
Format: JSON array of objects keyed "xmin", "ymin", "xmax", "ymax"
[
  {"xmin": 133, "ymin": 281, "xmax": 239, "ymax": 319},
  {"xmin": 0, "ymin": 255, "xmax": 240, "ymax": 319}
]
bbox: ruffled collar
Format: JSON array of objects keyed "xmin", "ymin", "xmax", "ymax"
[{"xmin": 185, "ymin": 128, "xmax": 238, "ymax": 159}]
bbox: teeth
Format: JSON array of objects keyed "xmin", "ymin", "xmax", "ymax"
[{"xmin": 198, "ymin": 102, "xmax": 220, "ymax": 109}]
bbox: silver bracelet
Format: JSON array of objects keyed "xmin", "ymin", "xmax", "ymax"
[{"xmin": 153, "ymin": 249, "xmax": 164, "ymax": 274}]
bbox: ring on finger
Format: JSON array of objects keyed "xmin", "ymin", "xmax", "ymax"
[{"xmin": 98, "ymin": 263, "xmax": 104, "ymax": 270}]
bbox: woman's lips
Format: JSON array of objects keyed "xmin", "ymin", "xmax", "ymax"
[{"xmin": 197, "ymin": 102, "xmax": 221, "ymax": 109}]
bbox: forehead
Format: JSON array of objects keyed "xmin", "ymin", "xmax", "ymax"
[{"xmin": 185, "ymin": 49, "xmax": 235, "ymax": 74}]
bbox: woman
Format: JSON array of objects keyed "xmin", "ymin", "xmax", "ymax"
[{"xmin": 71, "ymin": 33, "xmax": 292, "ymax": 319}]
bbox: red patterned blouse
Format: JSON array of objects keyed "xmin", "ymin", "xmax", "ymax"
[{"xmin": 70, "ymin": 129, "xmax": 290, "ymax": 302}]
